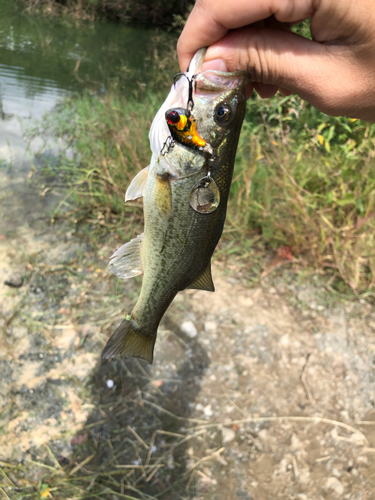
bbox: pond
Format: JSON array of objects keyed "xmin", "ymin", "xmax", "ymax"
[
  {"xmin": 0, "ymin": 0, "xmax": 172, "ymax": 247},
  {"xmin": 0, "ymin": 0, "xmax": 166, "ymax": 166}
]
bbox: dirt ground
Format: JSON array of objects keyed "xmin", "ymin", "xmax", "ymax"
[{"xmin": 1, "ymin": 171, "xmax": 375, "ymax": 499}]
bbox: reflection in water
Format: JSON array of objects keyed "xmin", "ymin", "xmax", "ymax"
[
  {"xmin": 0, "ymin": 0, "xmax": 163, "ymax": 164},
  {"xmin": 0, "ymin": 62, "xmax": 66, "ymax": 161}
]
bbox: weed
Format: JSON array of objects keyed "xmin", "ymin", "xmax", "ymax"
[
  {"xmin": 20, "ymin": 0, "xmax": 194, "ymax": 26},
  {"xmin": 28, "ymin": 62, "xmax": 375, "ymax": 295},
  {"xmin": 229, "ymin": 94, "xmax": 375, "ymax": 292}
]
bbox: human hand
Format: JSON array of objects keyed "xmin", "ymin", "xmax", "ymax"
[{"xmin": 177, "ymin": 0, "xmax": 375, "ymax": 121}]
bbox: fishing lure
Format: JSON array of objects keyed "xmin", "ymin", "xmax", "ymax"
[
  {"xmin": 164, "ymin": 72, "xmax": 213, "ymax": 154},
  {"xmin": 173, "ymin": 71, "xmax": 196, "ymax": 112},
  {"xmin": 164, "ymin": 73, "xmax": 219, "ymax": 214},
  {"xmin": 165, "ymin": 108, "xmax": 207, "ymax": 151}
]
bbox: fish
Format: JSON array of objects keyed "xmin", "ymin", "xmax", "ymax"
[{"xmin": 102, "ymin": 48, "xmax": 248, "ymax": 364}]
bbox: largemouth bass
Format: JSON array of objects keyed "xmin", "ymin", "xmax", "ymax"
[{"xmin": 102, "ymin": 49, "xmax": 248, "ymax": 364}]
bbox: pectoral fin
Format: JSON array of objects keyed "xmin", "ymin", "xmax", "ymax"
[
  {"xmin": 187, "ymin": 263, "xmax": 215, "ymax": 292},
  {"xmin": 108, "ymin": 233, "xmax": 143, "ymax": 279},
  {"xmin": 125, "ymin": 166, "xmax": 149, "ymax": 201},
  {"xmin": 156, "ymin": 174, "xmax": 172, "ymax": 215}
]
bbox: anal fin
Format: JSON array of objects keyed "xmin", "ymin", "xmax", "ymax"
[
  {"xmin": 187, "ymin": 263, "xmax": 215, "ymax": 292},
  {"xmin": 108, "ymin": 233, "xmax": 143, "ymax": 279}
]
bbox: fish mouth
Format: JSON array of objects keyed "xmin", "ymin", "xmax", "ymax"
[
  {"xmin": 172, "ymin": 48, "xmax": 249, "ymax": 108},
  {"xmin": 148, "ymin": 48, "xmax": 248, "ymax": 161},
  {"xmin": 193, "ymin": 70, "xmax": 249, "ymax": 102},
  {"xmin": 186, "ymin": 47, "xmax": 249, "ymax": 91}
]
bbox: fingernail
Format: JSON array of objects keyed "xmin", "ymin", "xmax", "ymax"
[{"xmin": 201, "ymin": 58, "xmax": 228, "ymax": 72}]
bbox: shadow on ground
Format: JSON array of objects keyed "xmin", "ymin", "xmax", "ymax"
[
  {"xmin": 70, "ymin": 318, "xmax": 210, "ymax": 499},
  {"xmin": 2, "ymin": 173, "xmax": 375, "ymax": 500}
]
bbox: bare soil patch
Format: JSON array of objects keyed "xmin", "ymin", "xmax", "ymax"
[{"xmin": 1, "ymin": 177, "xmax": 375, "ymax": 499}]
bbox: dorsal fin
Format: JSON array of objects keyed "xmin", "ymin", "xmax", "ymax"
[
  {"xmin": 187, "ymin": 263, "xmax": 215, "ymax": 292},
  {"xmin": 108, "ymin": 233, "xmax": 143, "ymax": 279},
  {"xmin": 125, "ymin": 166, "xmax": 149, "ymax": 201}
]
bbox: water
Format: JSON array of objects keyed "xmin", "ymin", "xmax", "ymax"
[
  {"xmin": 0, "ymin": 0, "xmax": 164, "ymax": 164},
  {"xmin": 0, "ymin": 0, "xmax": 172, "ymax": 244}
]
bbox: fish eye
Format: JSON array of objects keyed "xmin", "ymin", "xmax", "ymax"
[
  {"xmin": 214, "ymin": 103, "xmax": 232, "ymax": 124},
  {"xmin": 167, "ymin": 110, "xmax": 180, "ymax": 124}
]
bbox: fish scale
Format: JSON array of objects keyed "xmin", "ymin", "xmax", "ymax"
[{"xmin": 103, "ymin": 49, "xmax": 248, "ymax": 363}]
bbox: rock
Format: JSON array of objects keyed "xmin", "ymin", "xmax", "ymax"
[
  {"xmin": 331, "ymin": 467, "xmax": 341, "ymax": 478},
  {"xmin": 12, "ymin": 326, "xmax": 28, "ymax": 339},
  {"xmin": 279, "ymin": 334, "xmax": 290, "ymax": 347},
  {"xmin": 4, "ymin": 272, "xmax": 23, "ymax": 288},
  {"xmin": 326, "ymin": 477, "xmax": 344, "ymax": 495},
  {"xmin": 181, "ymin": 321, "xmax": 198, "ymax": 338},
  {"xmin": 222, "ymin": 427, "xmax": 236, "ymax": 443},
  {"xmin": 203, "ymin": 404, "xmax": 213, "ymax": 417},
  {"xmin": 204, "ymin": 321, "xmax": 217, "ymax": 333},
  {"xmin": 357, "ymin": 455, "xmax": 368, "ymax": 465},
  {"xmin": 258, "ymin": 429, "xmax": 268, "ymax": 440}
]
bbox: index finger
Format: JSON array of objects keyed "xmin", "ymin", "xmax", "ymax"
[{"xmin": 177, "ymin": 0, "xmax": 315, "ymax": 71}]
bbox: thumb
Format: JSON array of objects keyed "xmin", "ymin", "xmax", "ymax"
[{"xmin": 201, "ymin": 27, "xmax": 375, "ymax": 120}]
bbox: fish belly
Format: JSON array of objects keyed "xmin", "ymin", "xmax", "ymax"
[{"xmin": 134, "ymin": 169, "xmax": 223, "ymax": 328}]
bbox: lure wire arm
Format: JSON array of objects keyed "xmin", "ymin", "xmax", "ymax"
[
  {"xmin": 173, "ymin": 72, "xmax": 198, "ymax": 115},
  {"xmin": 160, "ymin": 136, "xmax": 175, "ymax": 156}
]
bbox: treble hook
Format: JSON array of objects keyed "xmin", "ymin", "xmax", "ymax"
[
  {"xmin": 173, "ymin": 72, "xmax": 184, "ymax": 87},
  {"xmin": 173, "ymin": 73, "xmax": 197, "ymax": 115}
]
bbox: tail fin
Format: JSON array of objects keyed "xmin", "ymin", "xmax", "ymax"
[{"xmin": 101, "ymin": 316, "xmax": 155, "ymax": 364}]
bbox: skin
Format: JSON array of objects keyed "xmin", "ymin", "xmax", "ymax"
[{"xmin": 177, "ymin": 0, "xmax": 375, "ymax": 121}]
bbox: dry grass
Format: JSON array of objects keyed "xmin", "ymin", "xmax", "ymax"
[
  {"xmin": 27, "ymin": 62, "xmax": 375, "ymax": 296},
  {"xmin": 1, "ymin": 377, "xmax": 370, "ymax": 499},
  {"xmin": 228, "ymin": 97, "xmax": 375, "ymax": 294}
]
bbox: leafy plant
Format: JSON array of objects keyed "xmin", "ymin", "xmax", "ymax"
[{"xmin": 29, "ymin": 78, "xmax": 375, "ymax": 293}]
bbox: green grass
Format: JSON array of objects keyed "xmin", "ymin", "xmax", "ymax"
[
  {"xmin": 29, "ymin": 88, "xmax": 375, "ymax": 294},
  {"xmin": 229, "ymin": 94, "xmax": 375, "ymax": 293},
  {"xmin": 27, "ymin": 91, "xmax": 160, "ymax": 236}
]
